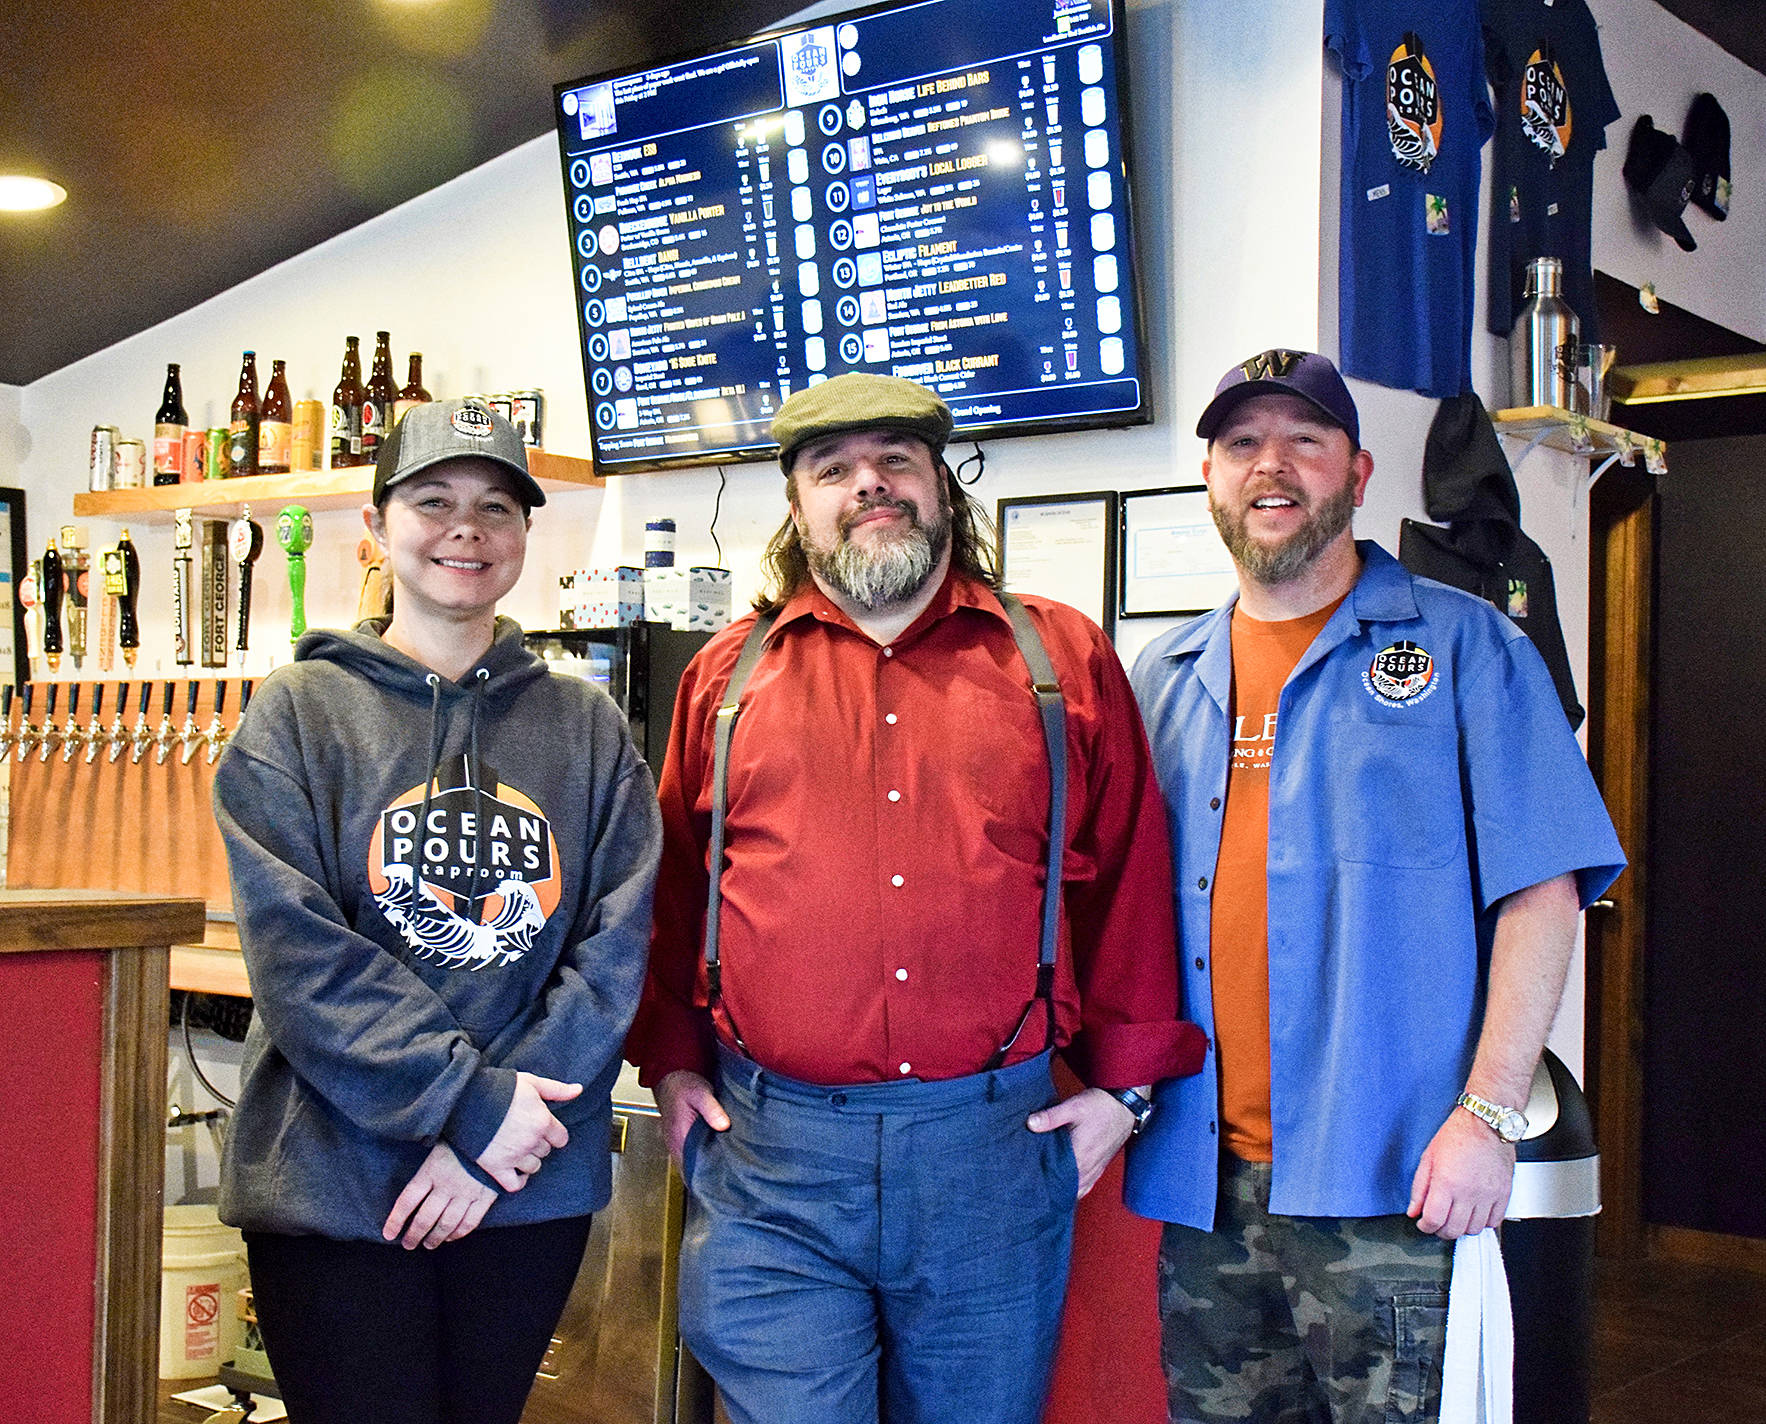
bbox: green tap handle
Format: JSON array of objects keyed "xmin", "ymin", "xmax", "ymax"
[{"xmin": 277, "ymin": 506, "xmax": 313, "ymax": 643}]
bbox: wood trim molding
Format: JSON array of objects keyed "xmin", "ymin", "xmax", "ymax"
[
  {"xmin": 1589, "ymin": 480, "xmax": 1652, "ymax": 1258},
  {"xmin": 1648, "ymin": 1225, "xmax": 1766, "ymax": 1276},
  {"xmin": 92, "ymin": 943, "xmax": 170, "ymax": 1424},
  {"xmin": 0, "ymin": 890, "xmax": 207, "ymax": 953}
]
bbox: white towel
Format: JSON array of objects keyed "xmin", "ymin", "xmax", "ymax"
[{"xmin": 1439, "ymin": 1228, "xmax": 1513, "ymax": 1424}]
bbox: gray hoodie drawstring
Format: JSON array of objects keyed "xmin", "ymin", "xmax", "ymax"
[
  {"xmin": 463, "ymin": 668, "xmax": 490, "ymax": 921},
  {"xmin": 409, "ymin": 673, "xmax": 446, "ymax": 912}
]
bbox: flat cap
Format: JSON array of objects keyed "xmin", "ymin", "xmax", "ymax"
[{"xmin": 771, "ymin": 372, "xmax": 953, "ymax": 472}]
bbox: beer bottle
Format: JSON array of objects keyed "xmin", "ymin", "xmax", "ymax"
[
  {"xmin": 152, "ymin": 363, "xmax": 188, "ymax": 486},
  {"xmin": 259, "ymin": 359, "xmax": 293, "ymax": 474},
  {"xmin": 362, "ymin": 331, "xmax": 399, "ymax": 462},
  {"xmin": 394, "ymin": 352, "xmax": 432, "ymax": 425},
  {"xmin": 228, "ymin": 351, "xmax": 261, "ymax": 477},
  {"xmin": 331, "ymin": 336, "xmax": 365, "ymax": 468}
]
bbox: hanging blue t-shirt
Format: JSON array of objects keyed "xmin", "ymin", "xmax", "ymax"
[
  {"xmin": 1483, "ymin": 0, "xmax": 1620, "ymax": 341},
  {"xmin": 1327, "ymin": 0, "xmax": 1493, "ymax": 399}
]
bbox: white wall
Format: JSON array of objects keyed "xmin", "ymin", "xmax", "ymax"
[
  {"xmin": 0, "ymin": 384, "xmax": 20, "ymax": 489},
  {"xmin": 1590, "ymin": 0, "xmax": 1766, "ymax": 342}
]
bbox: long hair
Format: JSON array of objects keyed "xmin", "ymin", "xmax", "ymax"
[{"xmin": 754, "ymin": 463, "xmax": 1000, "ymax": 612}]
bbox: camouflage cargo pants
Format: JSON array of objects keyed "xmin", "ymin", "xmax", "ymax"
[{"xmin": 1158, "ymin": 1156, "xmax": 1452, "ymax": 1424}]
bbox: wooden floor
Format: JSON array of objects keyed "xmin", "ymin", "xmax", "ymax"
[
  {"xmin": 156, "ymin": 1253, "xmax": 1766, "ymax": 1424},
  {"xmin": 1592, "ymin": 1255, "xmax": 1766, "ymax": 1424}
]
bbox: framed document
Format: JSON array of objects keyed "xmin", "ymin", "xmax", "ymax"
[
  {"xmin": 1118, "ymin": 485, "xmax": 1237, "ymax": 617},
  {"xmin": 997, "ymin": 491, "xmax": 1119, "ymax": 635}
]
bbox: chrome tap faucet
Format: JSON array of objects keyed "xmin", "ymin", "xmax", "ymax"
[
  {"xmin": 37, "ymin": 683, "xmax": 63, "ymax": 763},
  {"xmin": 203, "ymin": 681, "xmax": 229, "ymax": 765},
  {"xmin": 178, "ymin": 681, "xmax": 205, "ymax": 766},
  {"xmin": 59, "ymin": 683, "xmax": 84, "ymax": 763},
  {"xmin": 153, "ymin": 681, "xmax": 178, "ymax": 766},
  {"xmin": 107, "ymin": 681, "xmax": 131, "ymax": 763}
]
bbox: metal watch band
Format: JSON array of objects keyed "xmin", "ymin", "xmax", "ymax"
[
  {"xmin": 1456, "ymin": 1090, "xmax": 1526, "ymax": 1143},
  {"xmin": 1109, "ymin": 1086, "xmax": 1155, "ymax": 1134}
]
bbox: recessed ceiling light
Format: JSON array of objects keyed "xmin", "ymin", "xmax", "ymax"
[{"xmin": 0, "ymin": 176, "xmax": 68, "ymax": 212}]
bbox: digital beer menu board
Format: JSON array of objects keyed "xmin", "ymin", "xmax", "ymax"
[{"xmin": 554, "ymin": 0, "xmax": 1149, "ymax": 473}]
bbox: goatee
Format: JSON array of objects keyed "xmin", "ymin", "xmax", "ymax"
[
  {"xmin": 1210, "ymin": 477, "xmax": 1357, "ymax": 586},
  {"xmin": 802, "ymin": 496, "xmax": 950, "ymax": 611}
]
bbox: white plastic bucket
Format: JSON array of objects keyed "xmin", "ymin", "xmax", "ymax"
[{"xmin": 159, "ymin": 1203, "xmax": 246, "ymax": 1379}]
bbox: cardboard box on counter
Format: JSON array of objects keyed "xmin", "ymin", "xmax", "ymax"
[
  {"xmin": 560, "ymin": 566, "xmax": 645, "ymax": 629},
  {"xmin": 644, "ymin": 567, "xmax": 733, "ymax": 630}
]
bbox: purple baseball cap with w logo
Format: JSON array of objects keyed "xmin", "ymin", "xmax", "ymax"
[{"xmin": 1195, "ymin": 349, "xmax": 1361, "ymax": 450}]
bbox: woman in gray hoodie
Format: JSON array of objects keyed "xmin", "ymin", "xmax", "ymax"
[{"xmin": 213, "ymin": 400, "xmax": 662, "ymax": 1424}]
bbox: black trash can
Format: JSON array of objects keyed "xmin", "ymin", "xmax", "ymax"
[{"xmin": 1506, "ymin": 1048, "xmax": 1599, "ymax": 1424}]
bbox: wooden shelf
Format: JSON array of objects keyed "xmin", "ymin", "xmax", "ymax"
[
  {"xmin": 1491, "ymin": 406, "xmax": 1667, "ymax": 472},
  {"xmin": 71, "ymin": 447, "xmax": 603, "ymax": 522}
]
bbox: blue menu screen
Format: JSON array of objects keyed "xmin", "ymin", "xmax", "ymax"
[{"xmin": 555, "ymin": 0, "xmax": 1149, "ymax": 472}]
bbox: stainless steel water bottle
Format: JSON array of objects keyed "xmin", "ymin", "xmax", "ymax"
[{"xmin": 1510, "ymin": 257, "xmax": 1582, "ymax": 411}]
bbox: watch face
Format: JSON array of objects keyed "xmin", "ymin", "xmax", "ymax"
[{"xmin": 1497, "ymin": 1109, "xmax": 1528, "ymax": 1143}]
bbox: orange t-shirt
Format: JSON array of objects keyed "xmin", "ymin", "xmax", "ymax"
[{"xmin": 1210, "ymin": 598, "xmax": 1343, "ymax": 1161}]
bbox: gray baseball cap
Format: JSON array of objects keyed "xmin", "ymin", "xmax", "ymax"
[{"xmin": 373, "ymin": 398, "xmax": 547, "ymax": 508}]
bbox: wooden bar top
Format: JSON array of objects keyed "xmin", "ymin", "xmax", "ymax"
[{"xmin": 0, "ymin": 889, "xmax": 207, "ymax": 954}]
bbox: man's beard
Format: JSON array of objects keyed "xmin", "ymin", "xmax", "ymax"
[
  {"xmin": 1210, "ymin": 474, "xmax": 1357, "ymax": 586},
  {"xmin": 800, "ymin": 494, "xmax": 951, "ymax": 611}
]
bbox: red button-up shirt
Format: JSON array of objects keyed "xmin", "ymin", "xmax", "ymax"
[{"xmin": 626, "ymin": 570, "xmax": 1203, "ymax": 1089}]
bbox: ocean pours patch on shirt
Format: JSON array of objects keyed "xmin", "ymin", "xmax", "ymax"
[
  {"xmin": 1363, "ymin": 640, "xmax": 1440, "ymax": 707},
  {"xmin": 1386, "ymin": 32, "xmax": 1443, "ymax": 174},
  {"xmin": 1521, "ymin": 46, "xmax": 1572, "ymax": 166},
  {"xmin": 367, "ymin": 754, "xmax": 563, "ymax": 969}
]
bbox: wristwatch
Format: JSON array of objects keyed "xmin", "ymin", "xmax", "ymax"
[
  {"xmin": 1108, "ymin": 1087, "xmax": 1156, "ymax": 1135},
  {"xmin": 1456, "ymin": 1090, "xmax": 1528, "ymax": 1144}
]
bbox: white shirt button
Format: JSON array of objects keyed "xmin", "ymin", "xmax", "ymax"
[
  {"xmin": 895, "ymin": 967, "xmax": 909, "ymax": 981},
  {"xmin": 883, "ymin": 647, "xmax": 894, "ymax": 658},
  {"xmin": 891, "ymin": 874, "xmax": 904, "ymax": 887},
  {"xmin": 885, "ymin": 713, "xmax": 898, "ymax": 725},
  {"xmin": 887, "ymin": 789, "xmax": 901, "ymax": 802},
  {"xmin": 898, "ymin": 1062, "xmax": 912, "ymax": 1075}
]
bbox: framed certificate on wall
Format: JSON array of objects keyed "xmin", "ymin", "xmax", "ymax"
[
  {"xmin": 1118, "ymin": 486, "xmax": 1237, "ymax": 617},
  {"xmin": 997, "ymin": 491, "xmax": 1119, "ymax": 635}
]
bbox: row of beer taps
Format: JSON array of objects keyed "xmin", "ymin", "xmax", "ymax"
[{"xmin": 0, "ymin": 680, "xmax": 252, "ymax": 766}]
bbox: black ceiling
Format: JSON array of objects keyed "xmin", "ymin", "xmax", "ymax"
[{"xmin": 1, "ymin": 0, "xmax": 1759, "ymax": 388}]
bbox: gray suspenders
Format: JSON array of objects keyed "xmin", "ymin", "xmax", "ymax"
[{"xmin": 701, "ymin": 591, "xmax": 1068, "ymax": 1067}]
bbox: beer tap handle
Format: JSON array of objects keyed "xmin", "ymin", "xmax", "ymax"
[
  {"xmin": 115, "ymin": 529, "xmax": 141, "ymax": 668},
  {"xmin": 155, "ymin": 680, "xmax": 177, "ymax": 765},
  {"xmin": 41, "ymin": 541, "xmax": 64, "ymax": 673},
  {"xmin": 130, "ymin": 680, "xmax": 153, "ymax": 763},
  {"xmin": 61, "ymin": 682, "xmax": 82, "ymax": 762},
  {"xmin": 16, "ymin": 682, "xmax": 36, "ymax": 762},
  {"xmin": 38, "ymin": 682, "xmax": 61, "ymax": 762},
  {"xmin": 231, "ymin": 509, "xmax": 264, "ymax": 666},
  {"xmin": 278, "ymin": 507, "xmax": 313, "ymax": 644},
  {"xmin": 205, "ymin": 680, "xmax": 230, "ymax": 764},
  {"xmin": 172, "ymin": 510, "xmax": 195, "ymax": 668},
  {"xmin": 179, "ymin": 680, "xmax": 204, "ymax": 764}
]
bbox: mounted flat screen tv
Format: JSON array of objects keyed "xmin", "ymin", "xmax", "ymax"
[{"xmin": 554, "ymin": 0, "xmax": 1151, "ymax": 474}]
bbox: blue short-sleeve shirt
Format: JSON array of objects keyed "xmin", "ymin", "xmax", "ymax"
[{"xmin": 1124, "ymin": 543, "xmax": 1624, "ymax": 1229}]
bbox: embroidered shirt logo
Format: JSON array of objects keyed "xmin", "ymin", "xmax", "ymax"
[{"xmin": 1365, "ymin": 640, "xmax": 1438, "ymax": 705}]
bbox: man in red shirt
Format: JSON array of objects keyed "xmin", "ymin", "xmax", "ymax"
[{"xmin": 626, "ymin": 372, "xmax": 1202, "ymax": 1424}]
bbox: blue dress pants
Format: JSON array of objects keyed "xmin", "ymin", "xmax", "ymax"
[{"xmin": 678, "ymin": 1046, "xmax": 1080, "ymax": 1424}]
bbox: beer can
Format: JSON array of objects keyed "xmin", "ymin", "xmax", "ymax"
[
  {"xmin": 89, "ymin": 425, "xmax": 119, "ymax": 491},
  {"xmin": 488, "ymin": 393, "xmax": 515, "ymax": 425},
  {"xmin": 181, "ymin": 428, "xmax": 206, "ymax": 484},
  {"xmin": 292, "ymin": 400, "xmax": 325, "ymax": 472},
  {"xmin": 206, "ymin": 427, "xmax": 229, "ymax": 481},
  {"xmin": 114, "ymin": 439, "xmax": 147, "ymax": 489},
  {"xmin": 511, "ymin": 389, "xmax": 545, "ymax": 449}
]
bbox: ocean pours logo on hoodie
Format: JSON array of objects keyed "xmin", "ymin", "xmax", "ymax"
[{"xmin": 368, "ymin": 754, "xmax": 562, "ymax": 970}]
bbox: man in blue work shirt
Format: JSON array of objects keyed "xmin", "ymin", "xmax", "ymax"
[{"xmin": 1126, "ymin": 349, "xmax": 1624, "ymax": 1424}]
